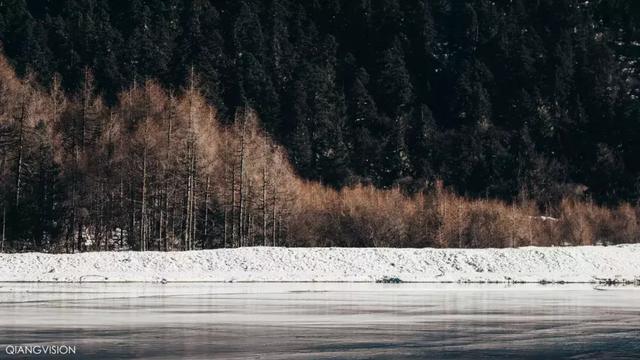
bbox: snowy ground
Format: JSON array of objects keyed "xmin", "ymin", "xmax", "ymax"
[{"xmin": 0, "ymin": 245, "xmax": 639, "ymax": 283}]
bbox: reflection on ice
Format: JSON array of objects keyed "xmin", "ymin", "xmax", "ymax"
[{"xmin": 0, "ymin": 283, "xmax": 639, "ymax": 359}]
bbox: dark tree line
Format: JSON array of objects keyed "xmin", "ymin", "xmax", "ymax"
[{"xmin": 1, "ymin": 0, "xmax": 640, "ymax": 206}]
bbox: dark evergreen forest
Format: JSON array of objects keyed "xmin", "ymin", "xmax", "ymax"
[{"xmin": 1, "ymin": 0, "xmax": 640, "ymax": 205}]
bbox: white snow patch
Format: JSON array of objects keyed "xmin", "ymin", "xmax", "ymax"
[{"xmin": 0, "ymin": 245, "xmax": 639, "ymax": 283}]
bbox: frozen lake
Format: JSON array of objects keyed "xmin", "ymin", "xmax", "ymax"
[{"xmin": 0, "ymin": 283, "xmax": 639, "ymax": 359}]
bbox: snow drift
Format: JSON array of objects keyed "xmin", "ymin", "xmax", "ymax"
[{"xmin": 0, "ymin": 245, "xmax": 639, "ymax": 283}]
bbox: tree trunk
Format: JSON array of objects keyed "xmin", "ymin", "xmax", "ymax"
[
  {"xmin": 129, "ymin": 182, "xmax": 135, "ymax": 250},
  {"xmin": 77, "ymin": 217, "xmax": 83, "ymax": 253},
  {"xmin": 231, "ymin": 163, "xmax": 237, "ymax": 248},
  {"xmin": 1, "ymin": 203, "xmax": 6, "ymax": 252},
  {"xmin": 164, "ymin": 106, "xmax": 173, "ymax": 252},
  {"xmin": 272, "ymin": 189, "xmax": 277, "ymax": 247},
  {"xmin": 262, "ymin": 140, "xmax": 268, "ymax": 246},
  {"xmin": 71, "ymin": 180, "xmax": 77, "ymax": 253},
  {"xmin": 15, "ymin": 104, "xmax": 25, "ymax": 207},
  {"xmin": 189, "ymin": 159, "xmax": 197, "ymax": 250},
  {"xmin": 119, "ymin": 177, "xmax": 124, "ymax": 249},
  {"xmin": 223, "ymin": 206, "xmax": 228, "ymax": 248},
  {"xmin": 183, "ymin": 71, "xmax": 198, "ymax": 251},
  {"xmin": 204, "ymin": 175, "xmax": 210, "ymax": 248},
  {"xmin": 238, "ymin": 111, "xmax": 247, "ymax": 247},
  {"xmin": 140, "ymin": 145, "xmax": 147, "ymax": 251}
]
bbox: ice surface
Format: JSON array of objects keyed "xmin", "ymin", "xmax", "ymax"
[{"xmin": 0, "ymin": 283, "xmax": 639, "ymax": 359}]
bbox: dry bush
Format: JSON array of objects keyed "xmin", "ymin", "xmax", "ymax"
[
  {"xmin": 287, "ymin": 182, "xmax": 337, "ymax": 247},
  {"xmin": 464, "ymin": 207, "xmax": 506, "ymax": 247},
  {"xmin": 291, "ymin": 184, "xmax": 555, "ymax": 250},
  {"xmin": 529, "ymin": 216, "xmax": 561, "ymax": 247},
  {"xmin": 289, "ymin": 185, "xmax": 418, "ymax": 247},
  {"xmin": 551, "ymin": 200, "xmax": 640, "ymax": 246},
  {"xmin": 606, "ymin": 204, "xmax": 640, "ymax": 244},
  {"xmin": 433, "ymin": 191, "xmax": 521, "ymax": 248},
  {"xmin": 339, "ymin": 186, "xmax": 416, "ymax": 247},
  {"xmin": 552, "ymin": 199, "xmax": 640, "ymax": 246},
  {"xmin": 405, "ymin": 193, "xmax": 444, "ymax": 248},
  {"xmin": 556, "ymin": 199, "xmax": 597, "ymax": 245}
]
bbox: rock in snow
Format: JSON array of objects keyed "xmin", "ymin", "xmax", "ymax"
[{"xmin": 0, "ymin": 245, "xmax": 639, "ymax": 283}]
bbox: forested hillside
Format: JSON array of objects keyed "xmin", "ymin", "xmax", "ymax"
[
  {"xmin": 1, "ymin": 1, "xmax": 640, "ymax": 252},
  {"xmin": 1, "ymin": 0, "xmax": 639, "ymax": 204},
  {"xmin": 1, "ymin": 52, "xmax": 639, "ymax": 252}
]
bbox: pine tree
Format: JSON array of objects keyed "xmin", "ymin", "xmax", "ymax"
[
  {"xmin": 173, "ymin": 0, "xmax": 226, "ymax": 113},
  {"xmin": 304, "ymin": 36, "xmax": 350, "ymax": 187},
  {"xmin": 375, "ymin": 38, "xmax": 413, "ymax": 118},
  {"xmin": 407, "ymin": 104, "xmax": 437, "ymax": 180},
  {"xmin": 283, "ymin": 77, "xmax": 313, "ymax": 175},
  {"xmin": 346, "ymin": 67, "xmax": 381, "ymax": 183}
]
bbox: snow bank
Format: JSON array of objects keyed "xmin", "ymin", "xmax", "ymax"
[{"xmin": 0, "ymin": 245, "xmax": 639, "ymax": 283}]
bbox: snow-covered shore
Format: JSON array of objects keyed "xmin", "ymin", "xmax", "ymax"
[{"xmin": 0, "ymin": 245, "xmax": 639, "ymax": 283}]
